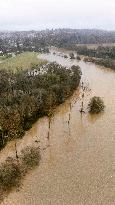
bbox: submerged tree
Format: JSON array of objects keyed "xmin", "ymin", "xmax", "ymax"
[
  {"xmin": 88, "ymin": 96, "xmax": 105, "ymax": 114},
  {"xmin": 69, "ymin": 52, "xmax": 75, "ymax": 59}
]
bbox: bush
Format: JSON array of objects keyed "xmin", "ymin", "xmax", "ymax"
[
  {"xmin": 21, "ymin": 146, "xmax": 41, "ymax": 169},
  {"xmin": 64, "ymin": 55, "xmax": 68, "ymax": 58},
  {"xmin": 69, "ymin": 52, "xmax": 75, "ymax": 59},
  {"xmin": 0, "ymin": 146, "xmax": 41, "ymax": 202},
  {"xmin": 0, "ymin": 157, "xmax": 21, "ymax": 191},
  {"xmin": 76, "ymin": 56, "xmax": 81, "ymax": 61},
  {"xmin": 88, "ymin": 96, "xmax": 105, "ymax": 114}
]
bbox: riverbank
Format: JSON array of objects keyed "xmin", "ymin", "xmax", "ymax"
[
  {"xmin": 83, "ymin": 56, "xmax": 115, "ymax": 71},
  {"xmin": 54, "ymin": 46, "xmax": 115, "ymax": 71}
]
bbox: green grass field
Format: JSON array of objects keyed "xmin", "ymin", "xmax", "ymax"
[
  {"xmin": 0, "ymin": 56, "xmax": 6, "ymax": 61},
  {"xmin": 0, "ymin": 52, "xmax": 46, "ymax": 72}
]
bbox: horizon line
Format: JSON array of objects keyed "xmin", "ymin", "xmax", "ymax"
[{"xmin": 0, "ymin": 28, "xmax": 115, "ymax": 32}]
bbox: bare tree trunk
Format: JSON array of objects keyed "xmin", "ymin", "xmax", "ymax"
[{"xmin": 15, "ymin": 142, "xmax": 19, "ymax": 159}]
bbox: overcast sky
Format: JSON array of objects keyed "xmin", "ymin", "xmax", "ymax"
[{"xmin": 0, "ymin": 0, "xmax": 115, "ymax": 31}]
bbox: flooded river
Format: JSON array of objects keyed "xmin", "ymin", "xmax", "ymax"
[{"xmin": 1, "ymin": 50, "xmax": 115, "ymax": 205}]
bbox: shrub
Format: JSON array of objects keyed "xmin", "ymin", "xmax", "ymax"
[
  {"xmin": 0, "ymin": 157, "xmax": 21, "ymax": 191},
  {"xmin": 64, "ymin": 55, "xmax": 68, "ymax": 58},
  {"xmin": 69, "ymin": 52, "xmax": 75, "ymax": 59},
  {"xmin": 21, "ymin": 146, "xmax": 41, "ymax": 169},
  {"xmin": 88, "ymin": 96, "xmax": 105, "ymax": 114},
  {"xmin": 0, "ymin": 146, "xmax": 41, "ymax": 202},
  {"xmin": 76, "ymin": 56, "xmax": 81, "ymax": 60}
]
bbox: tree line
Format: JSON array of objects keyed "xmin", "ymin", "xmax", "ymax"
[
  {"xmin": 0, "ymin": 62, "xmax": 81, "ymax": 149},
  {"xmin": 75, "ymin": 45, "xmax": 115, "ymax": 59}
]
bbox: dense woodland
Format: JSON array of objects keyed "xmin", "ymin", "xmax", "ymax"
[{"xmin": 0, "ymin": 62, "xmax": 81, "ymax": 149}]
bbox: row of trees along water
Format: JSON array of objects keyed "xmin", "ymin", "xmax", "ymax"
[
  {"xmin": 70, "ymin": 45, "xmax": 115, "ymax": 71},
  {"xmin": 0, "ymin": 62, "xmax": 82, "ymax": 150}
]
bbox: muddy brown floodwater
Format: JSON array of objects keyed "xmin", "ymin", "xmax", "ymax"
[{"xmin": 1, "ymin": 49, "xmax": 115, "ymax": 205}]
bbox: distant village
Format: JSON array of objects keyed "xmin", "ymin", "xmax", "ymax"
[{"xmin": 1, "ymin": 29, "xmax": 115, "ymax": 56}]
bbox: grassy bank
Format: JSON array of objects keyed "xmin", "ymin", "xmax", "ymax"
[{"xmin": 0, "ymin": 52, "xmax": 45, "ymax": 72}]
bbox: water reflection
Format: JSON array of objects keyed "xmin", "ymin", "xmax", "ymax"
[{"xmin": 87, "ymin": 113, "xmax": 104, "ymax": 124}]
